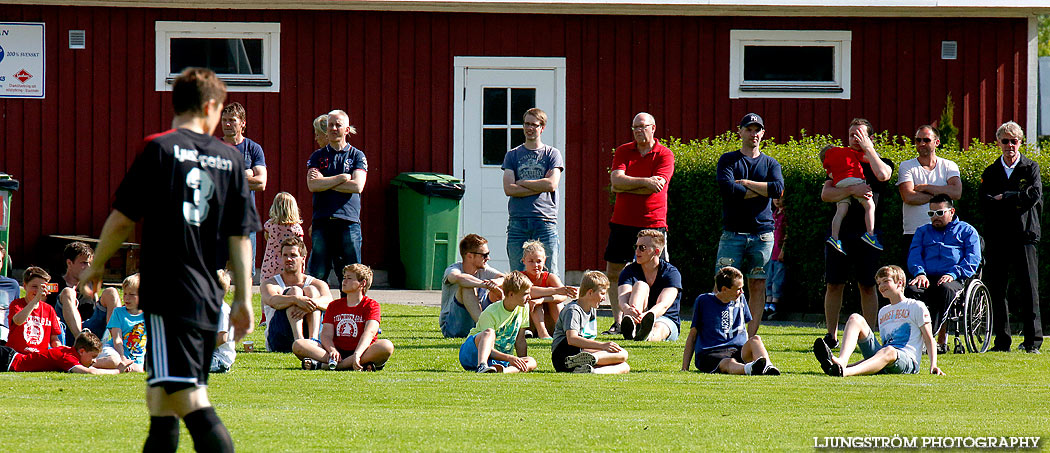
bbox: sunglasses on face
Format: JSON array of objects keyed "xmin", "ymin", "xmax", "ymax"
[
  {"xmin": 914, "ymin": 137, "xmax": 933, "ymax": 144},
  {"xmin": 634, "ymin": 244, "xmax": 650, "ymax": 251},
  {"xmin": 470, "ymin": 251, "xmax": 490, "ymax": 259},
  {"xmin": 927, "ymin": 209, "xmax": 951, "ymax": 218},
  {"xmin": 1001, "ymin": 138, "xmax": 1020, "ymax": 145}
]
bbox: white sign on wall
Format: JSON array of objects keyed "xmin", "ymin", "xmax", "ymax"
[{"xmin": 0, "ymin": 22, "xmax": 45, "ymax": 99}]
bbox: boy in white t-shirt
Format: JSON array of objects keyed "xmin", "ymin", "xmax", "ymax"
[{"xmin": 814, "ymin": 265, "xmax": 945, "ymax": 377}]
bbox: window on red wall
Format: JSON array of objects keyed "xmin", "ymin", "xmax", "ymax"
[
  {"xmin": 729, "ymin": 30, "xmax": 851, "ymax": 100},
  {"xmin": 155, "ymin": 21, "xmax": 281, "ymax": 93}
]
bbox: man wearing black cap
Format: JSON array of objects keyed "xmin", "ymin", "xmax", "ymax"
[{"xmin": 714, "ymin": 113, "xmax": 784, "ymax": 337}]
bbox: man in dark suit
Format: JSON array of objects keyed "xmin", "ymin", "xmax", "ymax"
[{"xmin": 978, "ymin": 121, "xmax": 1043, "ymax": 354}]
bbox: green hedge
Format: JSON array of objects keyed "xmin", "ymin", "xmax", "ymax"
[{"xmin": 665, "ymin": 131, "xmax": 1050, "ymax": 315}]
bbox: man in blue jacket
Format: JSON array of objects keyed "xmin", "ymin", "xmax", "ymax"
[{"xmin": 906, "ymin": 194, "xmax": 980, "ymax": 353}]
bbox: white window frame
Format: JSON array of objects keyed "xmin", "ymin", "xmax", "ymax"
[
  {"xmin": 155, "ymin": 21, "xmax": 280, "ymax": 93},
  {"xmin": 729, "ymin": 30, "xmax": 851, "ymax": 99}
]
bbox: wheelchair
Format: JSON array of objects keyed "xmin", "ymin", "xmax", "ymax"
[
  {"xmin": 936, "ymin": 276, "xmax": 993, "ymax": 353},
  {"xmin": 934, "ymin": 236, "xmax": 992, "ymax": 354}
]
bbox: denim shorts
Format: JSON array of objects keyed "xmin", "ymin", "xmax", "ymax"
[
  {"xmin": 458, "ymin": 333, "xmax": 509, "ymax": 370},
  {"xmin": 656, "ymin": 316, "xmax": 680, "ymax": 341},
  {"xmin": 858, "ymin": 334, "xmax": 919, "ymax": 374},
  {"xmin": 715, "ymin": 230, "xmax": 774, "ymax": 279},
  {"xmin": 440, "ymin": 297, "xmax": 477, "ymax": 338}
]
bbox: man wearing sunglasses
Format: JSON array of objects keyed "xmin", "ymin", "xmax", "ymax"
[
  {"xmin": 979, "ymin": 121, "xmax": 1042, "ymax": 354},
  {"xmin": 905, "ymin": 194, "xmax": 980, "ymax": 353},
  {"xmin": 898, "ymin": 125, "xmax": 962, "ymax": 264},
  {"xmin": 440, "ymin": 234, "xmax": 506, "ymax": 338}
]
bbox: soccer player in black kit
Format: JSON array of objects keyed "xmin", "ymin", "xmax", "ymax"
[{"xmin": 81, "ymin": 67, "xmax": 260, "ymax": 452}]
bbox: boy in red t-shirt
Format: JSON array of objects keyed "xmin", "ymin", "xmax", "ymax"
[
  {"xmin": 820, "ymin": 140, "xmax": 881, "ymax": 254},
  {"xmin": 293, "ymin": 264, "xmax": 394, "ymax": 371},
  {"xmin": 1, "ymin": 331, "xmax": 131, "ymax": 374},
  {"xmin": 6, "ymin": 267, "xmax": 62, "ymax": 353}
]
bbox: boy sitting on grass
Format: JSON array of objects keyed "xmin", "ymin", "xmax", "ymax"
[
  {"xmin": 0, "ymin": 330, "xmax": 131, "ymax": 374},
  {"xmin": 458, "ymin": 271, "xmax": 537, "ymax": 373},
  {"xmin": 293, "ymin": 264, "xmax": 394, "ymax": 371},
  {"xmin": 814, "ymin": 265, "xmax": 944, "ymax": 377},
  {"xmin": 6, "ymin": 266, "xmax": 62, "ymax": 353},
  {"xmin": 94, "ymin": 273, "xmax": 146, "ymax": 372},
  {"xmin": 682, "ymin": 266, "xmax": 780, "ymax": 375},
  {"xmin": 550, "ymin": 270, "xmax": 629, "ymax": 374}
]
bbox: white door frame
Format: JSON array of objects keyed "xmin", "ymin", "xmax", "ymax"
[{"xmin": 453, "ymin": 56, "xmax": 567, "ymax": 274}]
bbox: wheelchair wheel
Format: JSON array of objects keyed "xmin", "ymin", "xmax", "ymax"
[{"xmin": 962, "ymin": 280, "xmax": 993, "ymax": 353}]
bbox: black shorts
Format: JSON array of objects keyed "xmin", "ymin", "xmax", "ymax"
[
  {"xmin": 0, "ymin": 345, "xmax": 15, "ymax": 372},
  {"xmin": 604, "ymin": 223, "xmax": 668, "ymax": 264},
  {"xmin": 551, "ymin": 340, "xmax": 582, "ymax": 373},
  {"xmin": 695, "ymin": 346, "xmax": 743, "ymax": 374},
  {"xmin": 145, "ymin": 313, "xmax": 217, "ymax": 394},
  {"xmin": 825, "ymin": 234, "xmax": 881, "ymax": 287}
]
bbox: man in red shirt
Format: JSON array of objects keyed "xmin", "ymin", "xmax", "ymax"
[
  {"xmin": 6, "ymin": 267, "xmax": 62, "ymax": 353},
  {"xmin": 602, "ymin": 112, "xmax": 675, "ymax": 335},
  {"xmin": 1, "ymin": 330, "xmax": 130, "ymax": 374},
  {"xmin": 293, "ymin": 263, "xmax": 394, "ymax": 371}
]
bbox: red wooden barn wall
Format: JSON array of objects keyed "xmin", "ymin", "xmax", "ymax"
[{"xmin": 0, "ymin": 5, "xmax": 1029, "ymax": 275}]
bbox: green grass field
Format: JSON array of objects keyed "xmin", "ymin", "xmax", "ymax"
[{"xmin": 2, "ymin": 295, "xmax": 1048, "ymax": 451}]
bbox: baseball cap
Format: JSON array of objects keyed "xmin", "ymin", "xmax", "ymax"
[{"xmin": 739, "ymin": 113, "xmax": 764, "ymax": 130}]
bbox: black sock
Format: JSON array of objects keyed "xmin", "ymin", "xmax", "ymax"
[
  {"xmin": 183, "ymin": 407, "xmax": 234, "ymax": 453},
  {"xmin": 143, "ymin": 416, "xmax": 180, "ymax": 453}
]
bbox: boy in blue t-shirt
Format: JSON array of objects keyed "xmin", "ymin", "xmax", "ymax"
[
  {"xmin": 95, "ymin": 274, "xmax": 146, "ymax": 372},
  {"xmin": 458, "ymin": 271, "xmax": 537, "ymax": 374},
  {"xmin": 682, "ymin": 266, "xmax": 780, "ymax": 375}
]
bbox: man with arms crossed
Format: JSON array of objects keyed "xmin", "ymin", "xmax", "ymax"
[
  {"xmin": 714, "ymin": 113, "xmax": 784, "ymax": 336},
  {"xmin": 306, "ymin": 110, "xmax": 368, "ymax": 284},
  {"xmin": 82, "ymin": 67, "xmax": 259, "ymax": 452},
  {"xmin": 502, "ymin": 107, "xmax": 564, "ymax": 277},
  {"xmin": 602, "ymin": 112, "xmax": 674, "ymax": 335},
  {"xmin": 220, "ymin": 102, "xmax": 267, "ymax": 277},
  {"xmin": 897, "ymin": 125, "xmax": 961, "ymax": 262}
]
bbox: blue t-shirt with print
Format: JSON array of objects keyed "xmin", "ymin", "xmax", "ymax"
[
  {"xmin": 235, "ymin": 137, "xmax": 266, "ymax": 206},
  {"xmin": 618, "ymin": 260, "xmax": 682, "ymax": 327},
  {"xmin": 306, "ymin": 144, "xmax": 368, "ymax": 222},
  {"xmin": 501, "ymin": 144, "xmax": 564, "ymax": 220},
  {"xmin": 691, "ymin": 292, "xmax": 751, "ymax": 353},
  {"xmin": 105, "ymin": 306, "xmax": 147, "ymax": 365}
]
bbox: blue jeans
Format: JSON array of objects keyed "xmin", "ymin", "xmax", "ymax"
[
  {"xmin": 308, "ymin": 218, "xmax": 362, "ymax": 283},
  {"xmin": 765, "ymin": 259, "xmax": 785, "ymax": 300},
  {"xmin": 249, "ymin": 231, "xmax": 257, "ymax": 278},
  {"xmin": 715, "ymin": 230, "xmax": 773, "ymax": 279},
  {"xmin": 506, "ymin": 218, "xmax": 559, "ymax": 277},
  {"xmin": 440, "ymin": 296, "xmax": 480, "ymax": 338}
]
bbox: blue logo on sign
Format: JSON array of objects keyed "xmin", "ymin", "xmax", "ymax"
[{"xmin": 0, "ymin": 43, "xmax": 5, "ymax": 64}]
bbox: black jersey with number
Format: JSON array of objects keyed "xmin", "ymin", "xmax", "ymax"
[{"xmin": 113, "ymin": 128, "xmax": 260, "ymax": 330}]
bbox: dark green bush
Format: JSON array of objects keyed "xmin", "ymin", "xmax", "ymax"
[{"xmin": 666, "ymin": 131, "xmax": 1049, "ymax": 315}]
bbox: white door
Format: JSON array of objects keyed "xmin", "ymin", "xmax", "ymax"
[{"xmin": 454, "ymin": 58, "xmax": 566, "ymax": 276}]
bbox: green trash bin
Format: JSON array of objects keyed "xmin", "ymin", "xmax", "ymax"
[
  {"xmin": 391, "ymin": 172, "xmax": 464, "ymax": 290},
  {"xmin": 0, "ymin": 174, "xmax": 19, "ymax": 277}
]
